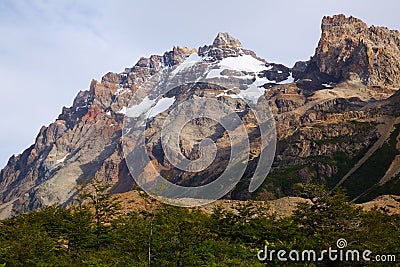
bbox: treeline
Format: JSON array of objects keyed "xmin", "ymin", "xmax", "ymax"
[{"xmin": 0, "ymin": 181, "xmax": 399, "ymax": 266}]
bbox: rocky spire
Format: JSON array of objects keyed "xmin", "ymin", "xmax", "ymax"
[
  {"xmin": 212, "ymin": 32, "xmax": 242, "ymax": 48},
  {"xmin": 311, "ymin": 14, "xmax": 400, "ymax": 88},
  {"xmin": 198, "ymin": 32, "xmax": 254, "ymax": 61}
]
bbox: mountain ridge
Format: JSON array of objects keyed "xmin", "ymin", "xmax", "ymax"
[{"xmin": 1, "ymin": 14, "xmax": 400, "ymax": 218}]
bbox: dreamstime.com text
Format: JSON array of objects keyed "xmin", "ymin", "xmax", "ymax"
[{"xmin": 257, "ymin": 238, "xmax": 396, "ymax": 263}]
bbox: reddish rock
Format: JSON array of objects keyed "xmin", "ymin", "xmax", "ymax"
[{"xmin": 309, "ymin": 14, "xmax": 400, "ymax": 88}]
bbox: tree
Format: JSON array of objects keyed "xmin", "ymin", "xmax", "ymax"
[
  {"xmin": 64, "ymin": 204, "xmax": 95, "ymax": 255},
  {"xmin": 292, "ymin": 185, "xmax": 363, "ymax": 249},
  {"xmin": 78, "ymin": 177, "xmax": 122, "ymax": 250}
]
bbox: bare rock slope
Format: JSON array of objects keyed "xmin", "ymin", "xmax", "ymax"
[{"xmin": 1, "ymin": 15, "xmax": 400, "ymax": 218}]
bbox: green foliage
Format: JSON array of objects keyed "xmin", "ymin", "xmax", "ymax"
[
  {"xmin": 78, "ymin": 177, "xmax": 123, "ymax": 249},
  {"xmin": 0, "ymin": 185, "xmax": 398, "ymax": 266},
  {"xmin": 293, "ymin": 185, "xmax": 363, "ymax": 247},
  {"xmin": 255, "ymin": 165, "xmax": 306, "ymax": 199},
  {"xmin": 343, "ymin": 124, "xmax": 400, "ymax": 201},
  {"xmin": 255, "ymin": 121, "xmax": 386, "ymax": 201}
]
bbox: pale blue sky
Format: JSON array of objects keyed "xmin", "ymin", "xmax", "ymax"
[{"xmin": 0, "ymin": 0, "xmax": 399, "ymax": 168}]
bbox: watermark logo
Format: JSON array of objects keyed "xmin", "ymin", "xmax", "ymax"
[
  {"xmin": 257, "ymin": 238, "xmax": 396, "ymax": 263},
  {"xmin": 336, "ymin": 238, "xmax": 347, "ymax": 249},
  {"xmin": 121, "ymin": 60, "xmax": 276, "ymax": 207}
]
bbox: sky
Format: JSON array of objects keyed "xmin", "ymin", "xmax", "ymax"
[{"xmin": 0, "ymin": 0, "xmax": 399, "ymax": 168}]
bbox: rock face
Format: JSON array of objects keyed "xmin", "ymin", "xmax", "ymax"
[
  {"xmin": 212, "ymin": 32, "xmax": 243, "ymax": 48},
  {"xmin": 295, "ymin": 14, "xmax": 400, "ymax": 88},
  {"xmin": 0, "ymin": 45, "xmax": 194, "ymax": 216},
  {"xmin": 1, "ymin": 15, "xmax": 400, "ymax": 218}
]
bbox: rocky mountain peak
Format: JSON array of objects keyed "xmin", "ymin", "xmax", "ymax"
[
  {"xmin": 306, "ymin": 14, "xmax": 400, "ymax": 88},
  {"xmin": 1, "ymin": 15, "xmax": 400, "ymax": 219},
  {"xmin": 198, "ymin": 32, "xmax": 257, "ymax": 61},
  {"xmin": 321, "ymin": 14, "xmax": 368, "ymax": 33},
  {"xmin": 133, "ymin": 46, "xmax": 194, "ymax": 70},
  {"xmin": 212, "ymin": 32, "xmax": 242, "ymax": 48}
]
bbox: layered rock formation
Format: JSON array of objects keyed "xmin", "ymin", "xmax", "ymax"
[
  {"xmin": 294, "ymin": 14, "xmax": 400, "ymax": 89},
  {"xmin": 1, "ymin": 14, "xmax": 400, "ymax": 218},
  {"xmin": 0, "ymin": 45, "xmax": 195, "ymax": 216}
]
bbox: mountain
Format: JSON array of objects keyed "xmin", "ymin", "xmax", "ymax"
[
  {"xmin": 293, "ymin": 14, "xmax": 400, "ymax": 89},
  {"xmin": 1, "ymin": 14, "xmax": 400, "ymax": 218}
]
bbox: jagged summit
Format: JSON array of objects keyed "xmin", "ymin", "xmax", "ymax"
[
  {"xmin": 292, "ymin": 14, "xmax": 400, "ymax": 90},
  {"xmin": 198, "ymin": 32, "xmax": 257, "ymax": 61},
  {"xmin": 295, "ymin": 14, "xmax": 400, "ymax": 88},
  {"xmin": 1, "ymin": 15, "xmax": 400, "ymax": 219},
  {"xmin": 212, "ymin": 32, "xmax": 242, "ymax": 48},
  {"xmin": 321, "ymin": 14, "xmax": 368, "ymax": 32}
]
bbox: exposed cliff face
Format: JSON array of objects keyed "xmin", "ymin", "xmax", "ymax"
[
  {"xmin": 1, "ymin": 15, "xmax": 400, "ymax": 218},
  {"xmin": 0, "ymin": 45, "xmax": 195, "ymax": 216},
  {"xmin": 294, "ymin": 14, "xmax": 400, "ymax": 89}
]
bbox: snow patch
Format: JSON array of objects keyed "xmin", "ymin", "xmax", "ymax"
[
  {"xmin": 118, "ymin": 96, "xmax": 156, "ymax": 117},
  {"xmin": 118, "ymin": 106, "xmax": 127, "ymax": 115},
  {"xmin": 218, "ymin": 55, "xmax": 267, "ymax": 73},
  {"xmin": 147, "ymin": 97, "xmax": 176, "ymax": 118},
  {"xmin": 206, "ymin": 68, "xmax": 223, "ymax": 79},
  {"xmin": 118, "ymin": 96, "xmax": 176, "ymax": 119},
  {"xmin": 171, "ymin": 53, "xmax": 202, "ymax": 75},
  {"xmin": 206, "ymin": 55, "xmax": 269, "ymax": 80},
  {"xmin": 115, "ymin": 87, "xmax": 128, "ymax": 96},
  {"xmin": 216, "ymin": 91, "xmax": 243, "ymax": 99},
  {"xmin": 322, "ymin": 83, "xmax": 334, "ymax": 88},
  {"xmin": 237, "ymin": 83, "xmax": 266, "ymax": 103},
  {"xmin": 56, "ymin": 154, "xmax": 68, "ymax": 164}
]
